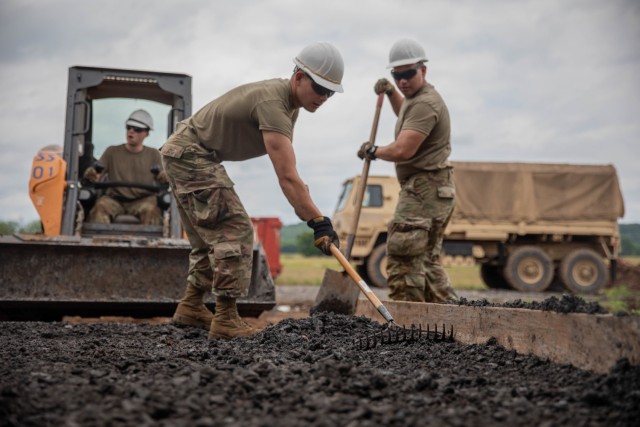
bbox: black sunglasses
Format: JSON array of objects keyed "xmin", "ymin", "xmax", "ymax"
[
  {"xmin": 126, "ymin": 125, "xmax": 148, "ymax": 133},
  {"xmin": 305, "ymin": 73, "xmax": 334, "ymax": 98},
  {"xmin": 391, "ymin": 63, "xmax": 423, "ymax": 81}
]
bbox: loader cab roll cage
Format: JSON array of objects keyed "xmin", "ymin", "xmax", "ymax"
[{"xmin": 61, "ymin": 66, "xmax": 192, "ymax": 238}]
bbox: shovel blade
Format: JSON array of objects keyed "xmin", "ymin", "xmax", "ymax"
[{"xmin": 310, "ymin": 269, "xmax": 361, "ymax": 315}]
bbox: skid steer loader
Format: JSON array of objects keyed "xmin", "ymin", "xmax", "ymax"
[{"xmin": 0, "ymin": 66, "xmax": 275, "ymax": 320}]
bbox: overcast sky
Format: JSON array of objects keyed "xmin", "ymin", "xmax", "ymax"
[{"xmin": 1, "ymin": 0, "xmax": 638, "ymax": 226}]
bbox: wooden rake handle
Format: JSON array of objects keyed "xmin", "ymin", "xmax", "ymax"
[{"xmin": 330, "ymin": 244, "xmax": 394, "ymax": 324}]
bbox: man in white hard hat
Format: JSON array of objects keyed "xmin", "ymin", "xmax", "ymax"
[
  {"xmin": 358, "ymin": 38, "xmax": 458, "ymax": 304},
  {"xmin": 84, "ymin": 109, "xmax": 168, "ymax": 225},
  {"xmin": 161, "ymin": 42, "xmax": 344, "ymax": 339}
]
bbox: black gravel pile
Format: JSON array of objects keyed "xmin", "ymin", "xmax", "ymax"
[
  {"xmin": 456, "ymin": 294, "xmax": 608, "ymax": 314},
  {"xmin": 1, "ymin": 313, "xmax": 638, "ymax": 426}
]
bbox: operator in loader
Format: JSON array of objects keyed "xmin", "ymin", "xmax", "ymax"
[
  {"xmin": 83, "ymin": 109, "xmax": 168, "ymax": 225},
  {"xmin": 358, "ymin": 38, "xmax": 458, "ymax": 303},
  {"xmin": 161, "ymin": 42, "xmax": 343, "ymax": 340}
]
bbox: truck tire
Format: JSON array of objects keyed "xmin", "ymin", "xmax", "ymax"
[
  {"xmin": 366, "ymin": 244, "xmax": 388, "ymax": 288},
  {"xmin": 480, "ymin": 263, "xmax": 510, "ymax": 289},
  {"xmin": 503, "ymin": 246, "xmax": 554, "ymax": 292},
  {"xmin": 559, "ymin": 249, "xmax": 608, "ymax": 294}
]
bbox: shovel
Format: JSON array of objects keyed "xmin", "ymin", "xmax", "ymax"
[{"xmin": 311, "ymin": 93, "xmax": 385, "ymax": 316}]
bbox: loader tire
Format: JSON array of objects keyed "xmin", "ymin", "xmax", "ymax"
[
  {"xmin": 366, "ymin": 244, "xmax": 388, "ymax": 288},
  {"xmin": 503, "ymin": 246, "xmax": 554, "ymax": 292},
  {"xmin": 559, "ymin": 249, "xmax": 608, "ymax": 294}
]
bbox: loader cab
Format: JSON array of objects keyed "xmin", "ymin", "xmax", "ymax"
[{"xmin": 59, "ymin": 66, "xmax": 192, "ymax": 238}]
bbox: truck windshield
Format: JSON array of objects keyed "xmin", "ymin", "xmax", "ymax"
[
  {"xmin": 334, "ymin": 181, "xmax": 384, "ymax": 213},
  {"xmin": 335, "ymin": 181, "xmax": 353, "ymax": 213}
]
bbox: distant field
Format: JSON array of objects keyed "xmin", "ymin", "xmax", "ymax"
[
  {"xmin": 623, "ymin": 256, "xmax": 640, "ymax": 265},
  {"xmin": 276, "ymin": 254, "xmax": 640, "ymax": 289},
  {"xmin": 276, "ymin": 254, "xmax": 485, "ymax": 290},
  {"xmin": 276, "ymin": 254, "xmax": 342, "ymax": 286}
]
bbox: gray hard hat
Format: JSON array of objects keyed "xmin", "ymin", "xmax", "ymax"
[
  {"xmin": 293, "ymin": 42, "xmax": 344, "ymax": 93},
  {"xmin": 126, "ymin": 109, "xmax": 153, "ymax": 130},
  {"xmin": 387, "ymin": 38, "xmax": 428, "ymax": 69}
]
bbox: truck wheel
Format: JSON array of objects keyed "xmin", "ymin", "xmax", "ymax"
[
  {"xmin": 503, "ymin": 246, "xmax": 554, "ymax": 292},
  {"xmin": 366, "ymin": 244, "xmax": 388, "ymax": 288},
  {"xmin": 559, "ymin": 249, "xmax": 608, "ymax": 294},
  {"xmin": 480, "ymin": 263, "xmax": 510, "ymax": 289}
]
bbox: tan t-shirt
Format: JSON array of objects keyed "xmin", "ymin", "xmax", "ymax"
[
  {"xmin": 181, "ymin": 78, "xmax": 299, "ymax": 162},
  {"xmin": 394, "ymin": 83, "xmax": 452, "ymax": 181},
  {"xmin": 99, "ymin": 145, "xmax": 162, "ymax": 199}
]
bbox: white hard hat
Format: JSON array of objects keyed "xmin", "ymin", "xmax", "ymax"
[
  {"xmin": 125, "ymin": 109, "xmax": 153, "ymax": 130},
  {"xmin": 293, "ymin": 42, "xmax": 344, "ymax": 93},
  {"xmin": 387, "ymin": 38, "xmax": 428, "ymax": 69}
]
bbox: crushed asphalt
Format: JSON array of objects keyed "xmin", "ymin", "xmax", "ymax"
[{"xmin": 1, "ymin": 312, "xmax": 639, "ymax": 426}]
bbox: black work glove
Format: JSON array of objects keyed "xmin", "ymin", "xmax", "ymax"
[
  {"xmin": 307, "ymin": 216, "xmax": 340, "ymax": 256},
  {"xmin": 357, "ymin": 142, "xmax": 377, "ymax": 160}
]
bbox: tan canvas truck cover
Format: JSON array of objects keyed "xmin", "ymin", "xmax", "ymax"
[{"xmin": 450, "ymin": 162, "xmax": 625, "ymax": 223}]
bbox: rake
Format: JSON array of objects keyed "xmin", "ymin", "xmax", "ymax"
[
  {"xmin": 356, "ymin": 323, "xmax": 455, "ymax": 350},
  {"xmin": 327, "ymin": 244, "xmax": 455, "ymax": 349}
]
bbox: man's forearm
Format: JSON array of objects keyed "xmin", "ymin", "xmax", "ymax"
[{"xmin": 278, "ymin": 176, "xmax": 322, "ymax": 221}]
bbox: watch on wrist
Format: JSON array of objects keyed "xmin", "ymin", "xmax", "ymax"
[{"xmin": 367, "ymin": 145, "xmax": 378, "ymax": 160}]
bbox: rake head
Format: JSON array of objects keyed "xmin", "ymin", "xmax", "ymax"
[{"xmin": 356, "ymin": 323, "xmax": 454, "ymax": 350}]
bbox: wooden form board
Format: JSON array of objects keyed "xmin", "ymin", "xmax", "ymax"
[{"xmin": 355, "ymin": 300, "xmax": 640, "ymax": 374}]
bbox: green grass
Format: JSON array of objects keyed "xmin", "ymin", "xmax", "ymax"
[
  {"xmin": 276, "ymin": 253, "xmax": 485, "ymax": 289},
  {"xmin": 445, "ymin": 265, "xmax": 485, "ymax": 290},
  {"xmin": 276, "ymin": 254, "xmax": 342, "ymax": 286},
  {"xmin": 602, "ymin": 285, "xmax": 640, "ymax": 315}
]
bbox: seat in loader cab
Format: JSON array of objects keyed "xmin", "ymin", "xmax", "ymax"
[{"xmin": 78, "ymin": 161, "xmax": 173, "ymax": 237}]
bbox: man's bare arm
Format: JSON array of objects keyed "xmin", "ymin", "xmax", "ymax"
[
  {"xmin": 374, "ymin": 129, "xmax": 425, "ymax": 162},
  {"xmin": 263, "ymin": 130, "xmax": 323, "ymax": 221}
]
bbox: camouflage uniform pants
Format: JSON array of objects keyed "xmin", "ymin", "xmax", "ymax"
[
  {"xmin": 88, "ymin": 194, "xmax": 162, "ymax": 225},
  {"xmin": 387, "ymin": 168, "xmax": 458, "ymax": 303},
  {"xmin": 160, "ymin": 135, "xmax": 253, "ymax": 299}
]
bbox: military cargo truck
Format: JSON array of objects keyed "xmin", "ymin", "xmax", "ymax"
[{"xmin": 332, "ymin": 162, "xmax": 625, "ymax": 294}]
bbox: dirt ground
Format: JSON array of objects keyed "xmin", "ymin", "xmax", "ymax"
[{"xmin": 1, "ymin": 311, "xmax": 639, "ymax": 427}]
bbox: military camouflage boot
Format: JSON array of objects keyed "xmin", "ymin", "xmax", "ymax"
[
  {"xmin": 208, "ymin": 296, "xmax": 258, "ymax": 340},
  {"xmin": 171, "ymin": 283, "xmax": 214, "ymax": 329}
]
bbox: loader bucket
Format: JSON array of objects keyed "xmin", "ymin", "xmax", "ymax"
[{"xmin": 0, "ymin": 235, "xmax": 275, "ymax": 321}]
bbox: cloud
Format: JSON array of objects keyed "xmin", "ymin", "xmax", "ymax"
[{"xmin": 1, "ymin": 0, "xmax": 639, "ymax": 227}]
